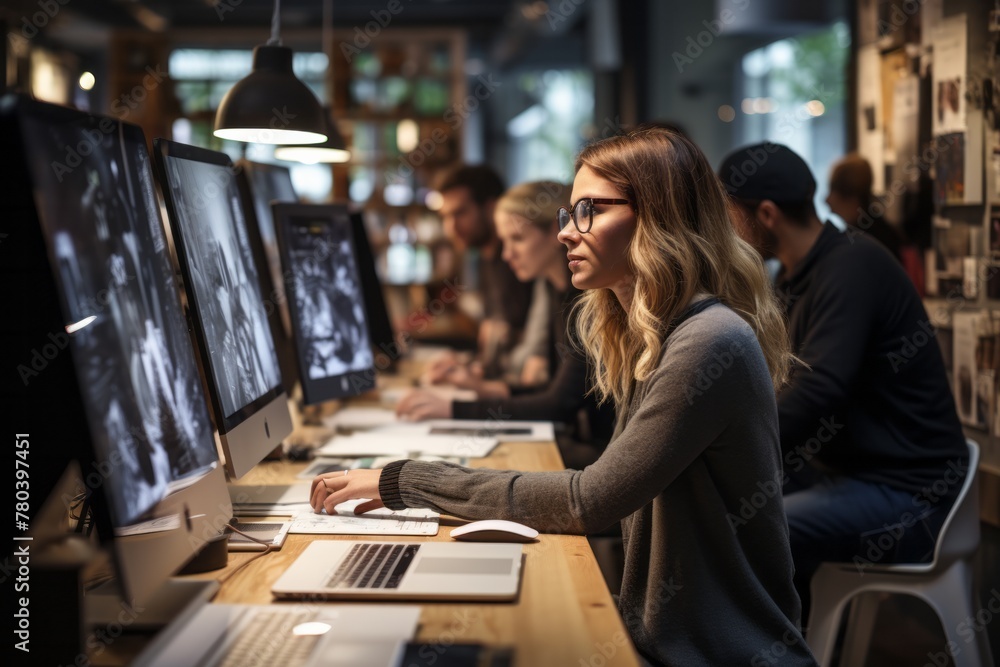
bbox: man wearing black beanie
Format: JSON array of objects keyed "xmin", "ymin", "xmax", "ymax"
[{"xmin": 718, "ymin": 142, "xmax": 968, "ymax": 620}]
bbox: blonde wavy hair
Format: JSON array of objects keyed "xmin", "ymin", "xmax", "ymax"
[
  {"xmin": 495, "ymin": 180, "xmax": 569, "ymax": 231},
  {"xmin": 572, "ymin": 129, "xmax": 791, "ymax": 406}
]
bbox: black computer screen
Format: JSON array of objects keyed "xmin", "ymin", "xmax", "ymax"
[
  {"xmin": 20, "ymin": 111, "xmax": 217, "ymax": 526},
  {"xmin": 242, "ymin": 161, "xmax": 298, "ymax": 337},
  {"xmin": 273, "ymin": 204, "xmax": 376, "ymax": 402},
  {"xmin": 349, "ymin": 212, "xmax": 397, "ymax": 363},
  {"xmin": 157, "ymin": 146, "xmax": 282, "ymax": 422}
]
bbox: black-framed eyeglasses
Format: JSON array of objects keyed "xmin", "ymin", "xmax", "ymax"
[{"xmin": 556, "ymin": 198, "xmax": 631, "ymax": 234}]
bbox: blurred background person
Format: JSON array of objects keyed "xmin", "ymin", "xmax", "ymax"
[
  {"xmin": 425, "ymin": 164, "xmax": 535, "ymax": 382},
  {"xmin": 398, "ymin": 180, "xmax": 615, "ymax": 469},
  {"xmin": 826, "ymin": 153, "xmax": 925, "ymax": 294}
]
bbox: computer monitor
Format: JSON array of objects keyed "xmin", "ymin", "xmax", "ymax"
[
  {"xmin": 0, "ymin": 95, "xmax": 231, "ymax": 608},
  {"xmin": 271, "ymin": 203, "xmax": 377, "ymax": 403},
  {"xmin": 236, "ymin": 160, "xmax": 299, "ymax": 385},
  {"xmin": 349, "ymin": 212, "xmax": 399, "ymax": 367},
  {"xmin": 154, "ymin": 140, "xmax": 293, "ymax": 479}
]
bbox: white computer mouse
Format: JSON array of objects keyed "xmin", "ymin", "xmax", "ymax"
[{"xmin": 449, "ymin": 520, "xmax": 539, "ymax": 543}]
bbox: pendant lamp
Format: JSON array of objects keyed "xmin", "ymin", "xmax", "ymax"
[{"xmin": 213, "ymin": 0, "xmax": 327, "ymax": 145}]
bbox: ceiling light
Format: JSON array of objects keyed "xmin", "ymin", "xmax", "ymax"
[{"xmin": 214, "ymin": 0, "xmax": 326, "ymax": 144}]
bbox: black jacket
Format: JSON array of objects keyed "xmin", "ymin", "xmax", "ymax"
[
  {"xmin": 453, "ymin": 280, "xmax": 615, "ymax": 466},
  {"xmin": 776, "ymin": 222, "xmax": 967, "ymax": 494}
]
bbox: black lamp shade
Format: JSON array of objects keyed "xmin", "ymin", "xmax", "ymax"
[{"xmin": 214, "ymin": 45, "xmax": 327, "ymax": 145}]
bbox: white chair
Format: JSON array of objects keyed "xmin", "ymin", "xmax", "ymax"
[{"xmin": 805, "ymin": 439, "xmax": 994, "ymax": 667}]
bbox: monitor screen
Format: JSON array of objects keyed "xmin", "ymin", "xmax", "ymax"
[
  {"xmin": 272, "ymin": 203, "xmax": 376, "ymax": 403},
  {"xmin": 237, "ymin": 160, "xmax": 300, "ymax": 388},
  {"xmin": 349, "ymin": 212, "xmax": 397, "ymax": 366},
  {"xmin": 20, "ymin": 108, "xmax": 218, "ymax": 527},
  {"xmin": 154, "ymin": 140, "xmax": 292, "ymax": 478},
  {"xmin": 2, "ymin": 96, "xmax": 232, "ymax": 609},
  {"xmin": 242, "ymin": 161, "xmax": 298, "ymax": 339}
]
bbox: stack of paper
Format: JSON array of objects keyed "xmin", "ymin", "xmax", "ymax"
[{"xmin": 228, "ymin": 483, "xmax": 312, "ymax": 516}]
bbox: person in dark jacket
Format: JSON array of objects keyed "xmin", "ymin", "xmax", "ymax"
[
  {"xmin": 427, "ymin": 164, "xmax": 534, "ymax": 379},
  {"xmin": 719, "ymin": 142, "xmax": 969, "ymax": 618}
]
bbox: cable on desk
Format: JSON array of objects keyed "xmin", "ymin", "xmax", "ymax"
[{"xmin": 215, "ymin": 523, "xmax": 275, "ymax": 588}]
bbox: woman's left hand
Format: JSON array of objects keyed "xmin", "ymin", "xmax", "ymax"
[
  {"xmin": 395, "ymin": 389, "xmax": 454, "ymax": 421},
  {"xmin": 310, "ymin": 468, "xmax": 384, "ymax": 515}
]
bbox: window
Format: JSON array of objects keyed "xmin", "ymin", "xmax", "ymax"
[
  {"xmin": 506, "ymin": 69, "xmax": 594, "ymax": 184},
  {"xmin": 737, "ymin": 22, "xmax": 850, "ymax": 222}
]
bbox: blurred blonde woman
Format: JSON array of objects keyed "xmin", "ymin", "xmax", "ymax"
[{"xmin": 313, "ymin": 130, "xmax": 817, "ymax": 666}]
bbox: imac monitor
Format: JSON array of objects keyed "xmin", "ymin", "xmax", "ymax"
[
  {"xmin": 349, "ymin": 212, "xmax": 398, "ymax": 365},
  {"xmin": 271, "ymin": 203, "xmax": 377, "ymax": 403},
  {"xmin": 1, "ymin": 95, "xmax": 230, "ymax": 607},
  {"xmin": 237, "ymin": 160, "xmax": 299, "ymax": 386},
  {"xmin": 240, "ymin": 161, "xmax": 298, "ymax": 336},
  {"xmin": 154, "ymin": 140, "xmax": 292, "ymax": 479}
]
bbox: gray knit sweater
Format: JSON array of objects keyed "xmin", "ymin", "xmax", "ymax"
[{"xmin": 379, "ymin": 304, "xmax": 817, "ymax": 666}]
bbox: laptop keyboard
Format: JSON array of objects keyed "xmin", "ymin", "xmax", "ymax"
[
  {"xmin": 326, "ymin": 543, "xmax": 419, "ymax": 589},
  {"xmin": 216, "ymin": 609, "xmax": 319, "ymax": 667}
]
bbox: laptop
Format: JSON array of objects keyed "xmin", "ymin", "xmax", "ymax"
[
  {"xmin": 272, "ymin": 541, "xmax": 524, "ymax": 601},
  {"xmin": 134, "ymin": 602, "xmax": 420, "ymax": 667}
]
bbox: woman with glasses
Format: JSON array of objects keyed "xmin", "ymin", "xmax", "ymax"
[
  {"xmin": 395, "ymin": 180, "xmax": 616, "ymax": 468},
  {"xmin": 311, "ymin": 129, "xmax": 817, "ymax": 666}
]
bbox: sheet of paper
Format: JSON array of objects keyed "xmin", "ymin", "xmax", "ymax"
[
  {"xmin": 315, "ymin": 432, "xmax": 498, "ymax": 458},
  {"xmin": 372, "ymin": 419, "xmax": 556, "ymax": 443},
  {"xmin": 290, "ymin": 499, "xmax": 439, "ymax": 535},
  {"xmin": 323, "ymin": 406, "xmax": 398, "ymax": 430},
  {"xmin": 931, "ymin": 14, "xmax": 967, "ymax": 136},
  {"xmin": 114, "ymin": 514, "xmax": 181, "ymax": 537}
]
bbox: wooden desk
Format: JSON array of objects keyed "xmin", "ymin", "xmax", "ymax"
[{"xmin": 207, "ymin": 441, "xmax": 640, "ymax": 667}]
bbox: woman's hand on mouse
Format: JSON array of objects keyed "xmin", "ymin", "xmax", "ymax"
[{"xmin": 310, "ymin": 468, "xmax": 383, "ymax": 515}]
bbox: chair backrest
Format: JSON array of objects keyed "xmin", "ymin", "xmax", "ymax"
[{"xmin": 931, "ymin": 439, "xmax": 981, "ymax": 567}]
